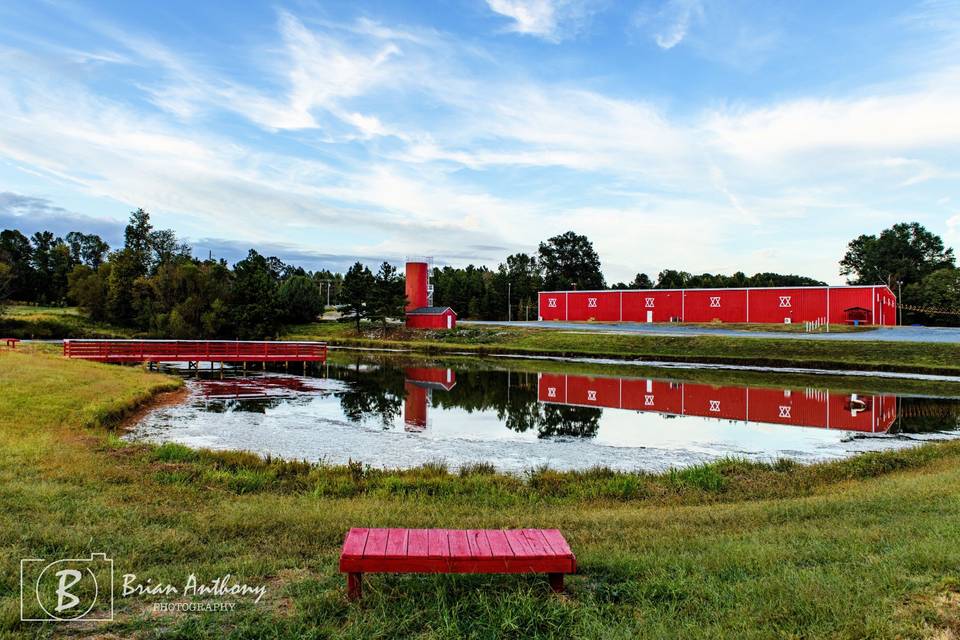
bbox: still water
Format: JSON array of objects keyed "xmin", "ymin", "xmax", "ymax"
[{"xmin": 127, "ymin": 353, "xmax": 960, "ymax": 473}]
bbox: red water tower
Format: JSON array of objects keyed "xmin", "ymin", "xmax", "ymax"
[{"xmin": 405, "ymin": 258, "xmax": 431, "ymax": 312}]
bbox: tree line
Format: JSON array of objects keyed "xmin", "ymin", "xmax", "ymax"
[
  {"xmin": 2, "ymin": 211, "xmax": 957, "ymax": 328},
  {"xmin": 0, "ymin": 210, "xmax": 346, "ymax": 338}
]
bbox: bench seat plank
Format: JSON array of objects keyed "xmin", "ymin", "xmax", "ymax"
[{"xmin": 340, "ymin": 528, "xmax": 576, "ymax": 583}]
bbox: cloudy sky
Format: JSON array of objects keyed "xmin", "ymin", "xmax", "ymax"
[{"xmin": 1, "ymin": 0, "xmax": 958, "ymax": 282}]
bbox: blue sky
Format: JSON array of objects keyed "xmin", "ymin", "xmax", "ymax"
[{"xmin": 0, "ymin": 0, "xmax": 958, "ymax": 283}]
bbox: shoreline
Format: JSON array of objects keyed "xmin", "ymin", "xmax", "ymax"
[{"xmin": 301, "ymin": 332, "xmax": 960, "ymax": 376}]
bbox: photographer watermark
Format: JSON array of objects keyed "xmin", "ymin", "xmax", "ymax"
[
  {"xmin": 21, "ymin": 553, "xmax": 267, "ymax": 623},
  {"xmin": 20, "ymin": 553, "xmax": 115, "ymax": 622}
]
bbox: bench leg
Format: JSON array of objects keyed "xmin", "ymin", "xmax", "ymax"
[
  {"xmin": 347, "ymin": 573, "xmax": 362, "ymax": 600},
  {"xmin": 548, "ymin": 573, "xmax": 564, "ymax": 593}
]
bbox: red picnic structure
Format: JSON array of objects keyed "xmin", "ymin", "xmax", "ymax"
[
  {"xmin": 62, "ymin": 339, "xmax": 327, "ymax": 367},
  {"xmin": 339, "ymin": 528, "xmax": 576, "ymax": 599}
]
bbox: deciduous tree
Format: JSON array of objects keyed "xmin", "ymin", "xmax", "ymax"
[
  {"xmin": 840, "ymin": 222, "xmax": 954, "ymax": 288},
  {"xmin": 538, "ymin": 231, "xmax": 605, "ymax": 291}
]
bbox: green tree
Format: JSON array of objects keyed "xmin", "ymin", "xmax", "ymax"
[
  {"xmin": 370, "ymin": 262, "xmax": 407, "ymax": 330},
  {"xmin": 538, "ymin": 231, "xmax": 605, "ymax": 291},
  {"xmin": 656, "ymin": 269, "xmax": 691, "ymax": 289},
  {"xmin": 500, "ymin": 253, "xmax": 542, "ymax": 320},
  {"xmin": 613, "ymin": 272, "xmax": 654, "ymax": 289},
  {"xmin": 106, "ymin": 249, "xmax": 142, "ymax": 325},
  {"xmin": 278, "ymin": 275, "xmax": 324, "ymax": 324},
  {"xmin": 30, "ymin": 231, "xmax": 57, "ymax": 303},
  {"xmin": 840, "ymin": 222, "xmax": 954, "ymax": 288},
  {"xmin": 0, "ymin": 262, "xmax": 12, "ymax": 315},
  {"xmin": 340, "ymin": 262, "xmax": 375, "ymax": 331},
  {"xmin": 67, "ymin": 264, "xmax": 109, "ymax": 320},
  {"xmin": 904, "ymin": 267, "xmax": 960, "ymax": 326},
  {"xmin": 123, "ymin": 208, "xmax": 153, "ymax": 275},
  {"xmin": 50, "ymin": 241, "xmax": 73, "ymax": 304},
  {"xmin": 65, "ymin": 232, "xmax": 110, "ymax": 269},
  {"xmin": 149, "ymin": 228, "xmax": 190, "ymax": 272},
  {"xmin": 231, "ymin": 250, "xmax": 280, "ymax": 339},
  {"xmin": 0, "ymin": 230, "xmax": 34, "ymax": 301}
]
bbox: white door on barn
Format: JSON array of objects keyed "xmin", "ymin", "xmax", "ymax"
[{"xmin": 646, "ymin": 310, "xmax": 653, "ymax": 323}]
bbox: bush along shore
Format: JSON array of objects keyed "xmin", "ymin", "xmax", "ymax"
[{"xmin": 2, "ymin": 346, "xmax": 960, "ymax": 638}]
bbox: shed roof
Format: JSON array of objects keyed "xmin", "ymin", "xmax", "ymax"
[{"xmin": 406, "ymin": 306, "xmax": 457, "ymax": 316}]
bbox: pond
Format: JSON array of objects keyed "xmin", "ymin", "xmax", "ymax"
[{"xmin": 126, "ymin": 352, "xmax": 960, "ymax": 473}]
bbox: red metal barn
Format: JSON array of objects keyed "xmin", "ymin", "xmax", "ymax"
[{"xmin": 538, "ymin": 285, "xmax": 897, "ymax": 326}]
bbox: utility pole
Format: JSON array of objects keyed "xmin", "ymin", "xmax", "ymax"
[
  {"xmin": 897, "ymin": 280, "xmax": 902, "ymax": 326},
  {"xmin": 507, "ymin": 282, "xmax": 511, "ymax": 322},
  {"xmin": 318, "ymin": 279, "xmax": 333, "ymax": 309}
]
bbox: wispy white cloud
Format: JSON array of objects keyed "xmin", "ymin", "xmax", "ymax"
[
  {"xmin": 702, "ymin": 80, "xmax": 960, "ymax": 162},
  {"xmin": 634, "ymin": 0, "xmax": 704, "ymax": 49},
  {"xmin": 485, "ymin": 0, "xmax": 596, "ymax": 42}
]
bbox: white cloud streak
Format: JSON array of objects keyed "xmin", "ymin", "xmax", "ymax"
[{"xmin": 485, "ymin": 0, "xmax": 596, "ymax": 42}]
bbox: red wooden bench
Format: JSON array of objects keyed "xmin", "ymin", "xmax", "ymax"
[
  {"xmin": 3, "ymin": 338, "xmax": 19, "ymax": 348},
  {"xmin": 339, "ymin": 528, "xmax": 576, "ymax": 600}
]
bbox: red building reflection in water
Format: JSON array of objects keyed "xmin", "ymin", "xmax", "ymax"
[
  {"xmin": 404, "ymin": 367, "xmax": 457, "ymax": 431},
  {"xmin": 198, "ymin": 375, "xmax": 328, "ymax": 400},
  {"xmin": 537, "ymin": 373, "xmax": 896, "ymax": 433}
]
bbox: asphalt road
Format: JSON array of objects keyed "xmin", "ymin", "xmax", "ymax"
[{"xmin": 462, "ymin": 320, "xmax": 960, "ymax": 343}]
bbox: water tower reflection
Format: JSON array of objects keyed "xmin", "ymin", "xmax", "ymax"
[{"xmin": 404, "ymin": 367, "xmax": 457, "ymax": 431}]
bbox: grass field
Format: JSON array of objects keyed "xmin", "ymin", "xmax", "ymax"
[
  {"xmin": 0, "ymin": 304, "xmax": 134, "ymax": 339},
  {"xmin": 288, "ymin": 321, "xmax": 960, "ymax": 375},
  {"xmin": 2, "ymin": 347, "xmax": 960, "ymax": 638}
]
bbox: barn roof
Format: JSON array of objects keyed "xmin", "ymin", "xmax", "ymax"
[{"xmin": 406, "ymin": 306, "xmax": 457, "ymax": 316}]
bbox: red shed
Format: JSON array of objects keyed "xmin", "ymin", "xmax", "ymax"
[
  {"xmin": 538, "ymin": 285, "xmax": 897, "ymax": 326},
  {"xmin": 406, "ymin": 306, "xmax": 457, "ymax": 329}
]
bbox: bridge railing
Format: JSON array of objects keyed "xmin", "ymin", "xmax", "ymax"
[{"xmin": 63, "ymin": 339, "xmax": 328, "ymax": 363}]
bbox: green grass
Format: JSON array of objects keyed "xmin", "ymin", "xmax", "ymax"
[
  {"xmin": 2, "ymin": 349, "xmax": 960, "ymax": 638},
  {"xmin": 0, "ymin": 303, "xmax": 134, "ymax": 339},
  {"xmin": 288, "ymin": 321, "xmax": 960, "ymax": 375}
]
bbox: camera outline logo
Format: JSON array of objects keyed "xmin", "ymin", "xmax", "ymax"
[{"xmin": 20, "ymin": 553, "xmax": 115, "ymax": 622}]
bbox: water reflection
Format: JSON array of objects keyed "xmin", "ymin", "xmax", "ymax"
[
  {"xmin": 133, "ymin": 356, "xmax": 960, "ymax": 472},
  {"xmin": 537, "ymin": 373, "xmax": 896, "ymax": 433}
]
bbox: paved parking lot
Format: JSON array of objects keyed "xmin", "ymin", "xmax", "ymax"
[{"xmin": 463, "ymin": 320, "xmax": 960, "ymax": 343}]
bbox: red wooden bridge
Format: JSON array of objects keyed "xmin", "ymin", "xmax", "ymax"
[{"xmin": 63, "ymin": 339, "xmax": 327, "ymax": 364}]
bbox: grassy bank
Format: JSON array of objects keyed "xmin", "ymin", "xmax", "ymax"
[
  {"xmin": 288, "ymin": 321, "xmax": 960, "ymax": 376},
  {"xmin": 2, "ymin": 349, "xmax": 960, "ymax": 638}
]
